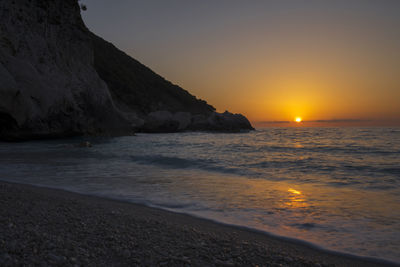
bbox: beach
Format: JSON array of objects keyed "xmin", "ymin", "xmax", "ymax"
[
  {"xmin": 1, "ymin": 0, "xmax": 399, "ymax": 266},
  {"xmin": 0, "ymin": 181, "xmax": 394, "ymax": 267}
]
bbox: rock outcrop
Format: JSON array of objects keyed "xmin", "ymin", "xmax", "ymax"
[{"xmin": 0, "ymin": 0, "xmax": 253, "ymax": 140}]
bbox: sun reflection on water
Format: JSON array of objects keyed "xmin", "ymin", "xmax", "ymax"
[
  {"xmin": 285, "ymin": 188, "xmax": 308, "ymax": 208},
  {"xmin": 288, "ymin": 188, "xmax": 301, "ymax": 195}
]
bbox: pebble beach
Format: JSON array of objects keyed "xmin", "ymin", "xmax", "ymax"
[{"xmin": 0, "ymin": 181, "xmax": 395, "ymax": 267}]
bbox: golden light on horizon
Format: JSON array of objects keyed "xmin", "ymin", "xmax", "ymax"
[
  {"xmin": 295, "ymin": 117, "xmax": 303, "ymax": 123},
  {"xmin": 82, "ymin": 2, "xmax": 400, "ymax": 126}
]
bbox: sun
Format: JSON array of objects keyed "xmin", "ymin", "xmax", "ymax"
[{"xmin": 295, "ymin": 117, "xmax": 302, "ymax": 123}]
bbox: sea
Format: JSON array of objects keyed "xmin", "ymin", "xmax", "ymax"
[{"xmin": 0, "ymin": 127, "xmax": 399, "ymax": 263}]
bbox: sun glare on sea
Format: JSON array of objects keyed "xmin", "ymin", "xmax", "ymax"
[
  {"xmin": 295, "ymin": 117, "xmax": 302, "ymax": 123},
  {"xmin": 288, "ymin": 188, "xmax": 302, "ymax": 195}
]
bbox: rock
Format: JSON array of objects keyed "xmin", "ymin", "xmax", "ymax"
[
  {"xmin": 189, "ymin": 111, "xmax": 253, "ymax": 132},
  {"xmin": 47, "ymin": 253, "xmax": 62, "ymax": 263},
  {"xmin": 143, "ymin": 111, "xmax": 179, "ymax": 133},
  {"xmin": 122, "ymin": 112, "xmax": 144, "ymax": 130},
  {"xmin": 148, "ymin": 111, "xmax": 173, "ymax": 122},
  {"xmin": 122, "ymin": 249, "xmax": 131, "ymax": 258},
  {"xmin": 173, "ymin": 112, "xmax": 191, "ymax": 131},
  {"xmin": 286, "ymin": 256, "xmax": 293, "ymax": 262},
  {"xmin": 143, "ymin": 111, "xmax": 192, "ymax": 132},
  {"xmin": 215, "ymin": 259, "xmax": 235, "ymax": 266},
  {"xmin": 0, "ymin": 0, "xmax": 131, "ymax": 141},
  {"xmin": 190, "ymin": 114, "xmax": 208, "ymax": 130},
  {"xmin": 206, "ymin": 111, "xmax": 254, "ymax": 132},
  {"xmin": 8, "ymin": 240, "xmax": 18, "ymax": 253},
  {"xmin": 0, "ymin": 253, "xmax": 11, "ymax": 262}
]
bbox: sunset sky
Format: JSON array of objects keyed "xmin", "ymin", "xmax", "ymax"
[{"xmin": 82, "ymin": 0, "xmax": 400, "ymax": 126}]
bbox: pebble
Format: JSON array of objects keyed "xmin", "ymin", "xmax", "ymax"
[
  {"xmin": 1, "ymin": 253, "xmax": 11, "ymax": 262},
  {"xmin": 122, "ymin": 249, "xmax": 131, "ymax": 258},
  {"xmin": 286, "ymin": 256, "xmax": 293, "ymax": 262},
  {"xmin": 47, "ymin": 253, "xmax": 62, "ymax": 263},
  {"xmin": 215, "ymin": 259, "xmax": 235, "ymax": 266},
  {"xmin": 8, "ymin": 240, "xmax": 18, "ymax": 253}
]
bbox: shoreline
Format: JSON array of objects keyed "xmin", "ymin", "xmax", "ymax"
[{"xmin": 0, "ymin": 181, "xmax": 397, "ymax": 266}]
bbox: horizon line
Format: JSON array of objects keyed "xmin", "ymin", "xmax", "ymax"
[
  {"xmin": 256, "ymin": 119, "xmax": 373, "ymax": 124},
  {"xmin": 252, "ymin": 118, "xmax": 400, "ymax": 127}
]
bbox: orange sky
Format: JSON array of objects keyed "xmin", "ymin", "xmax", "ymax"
[{"xmin": 82, "ymin": 1, "xmax": 400, "ymax": 126}]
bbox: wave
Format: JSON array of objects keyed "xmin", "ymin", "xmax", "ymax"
[
  {"xmin": 129, "ymin": 154, "xmax": 400, "ymax": 191},
  {"xmin": 245, "ymin": 158, "xmax": 400, "ymax": 176},
  {"xmin": 130, "ymin": 155, "xmax": 248, "ymax": 176}
]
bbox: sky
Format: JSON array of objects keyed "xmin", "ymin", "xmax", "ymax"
[{"xmin": 81, "ymin": 0, "xmax": 400, "ymax": 126}]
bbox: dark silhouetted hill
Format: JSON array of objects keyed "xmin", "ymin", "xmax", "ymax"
[{"xmin": 0, "ymin": 0, "xmax": 253, "ymax": 140}]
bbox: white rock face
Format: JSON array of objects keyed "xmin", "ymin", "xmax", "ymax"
[
  {"xmin": 143, "ymin": 111, "xmax": 176, "ymax": 132},
  {"xmin": 142, "ymin": 111, "xmax": 193, "ymax": 132},
  {"xmin": 0, "ymin": 0, "xmax": 129, "ymax": 139}
]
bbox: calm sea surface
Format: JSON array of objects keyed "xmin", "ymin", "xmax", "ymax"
[{"xmin": 1, "ymin": 128, "xmax": 399, "ymax": 262}]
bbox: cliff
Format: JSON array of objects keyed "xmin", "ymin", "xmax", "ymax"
[{"xmin": 0, "ymin": 0, "xmax": 253, "ymax": 140}]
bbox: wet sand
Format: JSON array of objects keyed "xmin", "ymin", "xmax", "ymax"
[{"xmin": 0, "ymin": 181, "xmax": 396, "ymax": 266}]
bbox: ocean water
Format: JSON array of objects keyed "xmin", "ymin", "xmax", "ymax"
[{"xmin": 0, "ymin": 128, "xmax": 399, "ymax": 263}]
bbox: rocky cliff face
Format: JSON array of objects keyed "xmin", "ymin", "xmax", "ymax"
[
  {"xmin": 0, "ymin": 0, "xmax": 253, "ymax": 140},
  {"xmin": 0, "ymin": 0, "xmax": 131, "ymax": 140}
]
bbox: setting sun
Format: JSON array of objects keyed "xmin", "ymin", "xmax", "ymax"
[{"xmin": 295, "ymin": 117, "xmax": 302, "ymax": 123}]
